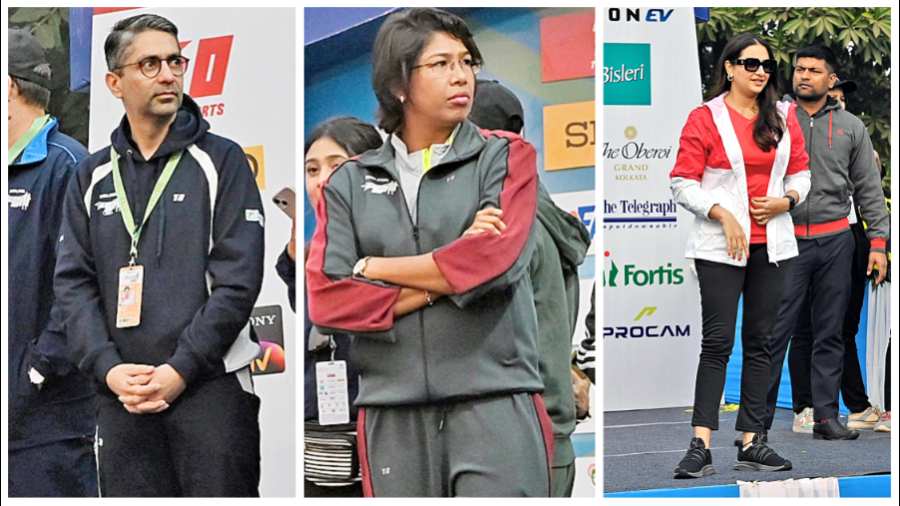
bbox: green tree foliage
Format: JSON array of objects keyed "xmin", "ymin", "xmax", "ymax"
[
  {"xmin": 9, "ymin": 7, "xmax": 90, "ymax": 146},
  {"xmin": 696, "ymin": 7, "xmax": 891, "ymax": 193}
]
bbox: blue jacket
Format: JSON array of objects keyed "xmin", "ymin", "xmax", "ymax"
[
  {"xmin": 8, "ymin": 117, "xmax": 95, "ymax": 449},
  {"xmin": 54, "ymin": 96, "xmax": 265, "ymax": 390}
]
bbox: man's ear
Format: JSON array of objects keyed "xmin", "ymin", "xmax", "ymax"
[
  {"xmin": 9, "ymin": 75, "xmax": 20, "ymax": 101},
  {"xmin": 827, "ymin": 72, "xmax": 838, "ymax": 90},
  {"xmin": 105, "ymin": 71, "xmax": 124, "ymax": 99}
]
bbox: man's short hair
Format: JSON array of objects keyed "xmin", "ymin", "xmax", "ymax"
[
  {"xmin": 372, "ymin": 8, "xmax": 483, "ymax": 133},
  {"xmin": 11, "ymin": 74, "xmax": 51, "ymax": 110},
  {"xmin": 104, "ymin": 13, "xmax": 179, "ymax": 71},
  {"xmin": 794, "ymin": 45, "xmax": 838, "ymax": 74}
]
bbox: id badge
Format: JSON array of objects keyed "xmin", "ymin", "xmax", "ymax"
[
  {"xmin": 116, "ymin": 265, "xmax": 144, "ymax": 328},
  {"xmin": 316, "ymin": 360, "xmax": 350, "ymax": 425}
]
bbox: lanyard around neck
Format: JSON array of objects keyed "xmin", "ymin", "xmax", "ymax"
[
  {"xmin": 8, "ymin": 115, "xmax": 51, "ymax": 165},
  {"xmin": 110, "ymin": 148, "xmax": 183, "ymax": 264}
]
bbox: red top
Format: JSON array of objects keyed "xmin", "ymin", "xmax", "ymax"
[{"xmin": 671, "ymin": 101, "xmax": 809, "ymax": 244}]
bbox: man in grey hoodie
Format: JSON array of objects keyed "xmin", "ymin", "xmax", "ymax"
[{"xmin": 765, "ymin": 45, "xmax": 888, "ymax": 440}]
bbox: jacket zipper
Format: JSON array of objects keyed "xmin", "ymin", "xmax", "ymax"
[
  {"xmin": 806, "ymin": 115, "xmax": 814, "ymax": 237},
  {"xmin": 392, "ymin": 169, "xmax": 432, "ymax": 400}
]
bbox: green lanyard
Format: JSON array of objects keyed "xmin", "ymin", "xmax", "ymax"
[
  {"xmin": 111, "ymin": 148, "xmax": 183, "ymax": 265},
  {"xmin": 8, "ymin": 114, "xmax": 51, "ymax": 165}
]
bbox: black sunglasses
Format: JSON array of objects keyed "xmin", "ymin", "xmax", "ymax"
[{"xmin": 732, "ymin": 58, "xmax": 777, "ymax": 74}]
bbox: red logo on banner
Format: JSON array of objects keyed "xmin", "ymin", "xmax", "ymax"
[
  {"xmin": 188, "ymin": 35, "xmax": 234, "ymax": 98},
  {"xmin": 179, "ymin": 35, "xmax": 234, "ymax": 117},
  {"xmin": 540, "ymin": 11, "xmax": 595, "ymax": 83}
]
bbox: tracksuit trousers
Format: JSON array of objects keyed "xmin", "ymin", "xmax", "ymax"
[
  {"xmin": 786, "ymin": 224, "xmax": 872, "ymax": 414},
  {"xmin": 766, "ymin": 231, "xmax": 854, "ymax": 427},
  {"xmin": 97, "ymin": 370, "xmax": 261, "ymax": 497},
  {"xmin": 357, "ymin": 392, "xmax": 552, "ymax": 497},
  {"xmin": 692, "ymin": 245, "xmax": 792, "ymax": 433}
]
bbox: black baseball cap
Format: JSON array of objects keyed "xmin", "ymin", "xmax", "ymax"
[
  {"xmin": 9, "ymin": 28, "xmax": 52, "ymax": 89},
  {"xmin": 833, "ymin": 78, "xmax": 857, "ymax": 95},
  {"xmin": 469, "ymin": 79, "xmax": 524, "ymax": 135}
]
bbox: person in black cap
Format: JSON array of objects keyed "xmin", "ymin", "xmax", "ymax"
[
  {"xmin": 8, "ymin": 27, "xmax": 98, "ymax": 497},
  {"xmin": 828, "ymin": 78, "xmax": 857, "ymax": 110},
  {"xmin": 469, "ymin": 78, "xmax": 592, "ymax": 497}
]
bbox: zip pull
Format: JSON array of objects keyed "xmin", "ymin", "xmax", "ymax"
[{"xmin": 412, "ymin": 226, "xmax": 419, "ymax": 242}]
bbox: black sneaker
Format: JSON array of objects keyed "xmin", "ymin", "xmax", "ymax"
[
  {"xmin": 733, "ymin": 431, "xmax": 767, "ymax": 447},
  {"xmin": 734, "ymin": 433, "xmax": 792, "ymax": 471},
  {"xmin": 673, "ymin": 437, "xmax": 715, "ymax": 479}
]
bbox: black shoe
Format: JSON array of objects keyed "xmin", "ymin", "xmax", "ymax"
[
  {"xmin": 734, "ymin": 433, "xmax": 792, "ymax": 471},
  {"xmin": 674, "ymin": 437, "xmax": 715, "ymax": 479},
  {"xmin": 734, "ymin": 431, "xmax": 767, "ymax": 447},
  {"xmin": 813, "ymin": 417, "xmax": 860, "ymax": 440}
]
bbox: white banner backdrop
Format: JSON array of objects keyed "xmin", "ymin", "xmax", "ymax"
[
  {"xmin": 602, "ymin": 8, "xmax": 704, "ymax": 411},
  {"xmin": 88, "ymin": 8, "xmax": 295, "ymax": 496}
]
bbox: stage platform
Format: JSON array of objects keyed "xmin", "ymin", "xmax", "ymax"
[{"xmin": 603, "ymin": 406, "xmax": 891, "ymax": 496}]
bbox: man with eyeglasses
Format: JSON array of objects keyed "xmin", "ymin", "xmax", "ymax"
[
  {"xmin": 8, "ymin": 27, "xmax": 97, "ymax": 498},
  {"xmin": 54, "ymin": 13, "xmax": 265, "ymax": 496},
  {"xmin": 764, "ymin": 45, "xmax": 888, "ymax": 441}
]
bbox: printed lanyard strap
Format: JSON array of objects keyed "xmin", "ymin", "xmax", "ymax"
[
  {"xmin": 8, "ymin": 115, "xmax": 51, "ymax": 165},
  {"xmin": 110, "ymin": 148, "xmax": 183, "ymax": 264}
]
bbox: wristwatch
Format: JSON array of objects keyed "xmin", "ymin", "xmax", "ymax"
[
  {"xmin": 352, "ymin": 256, "xmax": 371, "ymax": 278},
  {"xmin": 785, "ymin": 195, "xmax": 797, "ymax": 210}
]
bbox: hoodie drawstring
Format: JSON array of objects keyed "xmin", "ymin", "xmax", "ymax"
[
  {"xmin": 157, "ymin": 195, "xmax": 165, "ymax": 266},
  {"xmin": 828, "ymin": 110, "xmax": 833, "ymax": 149}
]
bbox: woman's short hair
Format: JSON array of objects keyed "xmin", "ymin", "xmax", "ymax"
[
  {"xmin": 371, "ymin": 8, "xmax": 483, "ymax": 133},
  {"xmin": 305, "ymin": 116, "xmax": 383, "ymax": 157}
]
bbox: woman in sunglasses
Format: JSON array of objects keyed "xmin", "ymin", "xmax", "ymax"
[
  {"xmin": 306, "ymin": 8, "xmax": 550, "ymax": 497},
  {"xmin": 669, "ymin": 32, "xmax": 811, "ymax": 478}
]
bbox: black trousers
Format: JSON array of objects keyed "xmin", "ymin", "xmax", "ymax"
[
  {"xmin": 766, "ymin": 231, "xmax": 854, "ymax": 427},
  {"xmin": 8, "ymin": 437, "xmax": 98, "ymax": 497},
  {"xmin": 97, "ymin": 371, "xmax": 261, "ymax": 497},
  {"xmin": 787, "ymin": 224, "xmax": 871, "ymax": 414},
  {"xmin": 692, "ymin": 245, "xmax": 791, "ymax": 432}
]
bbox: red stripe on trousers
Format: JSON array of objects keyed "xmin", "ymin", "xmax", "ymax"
[
  {"xmin": 531, "ymin": 393, "xmax": 555, "ymax": 495},
  {"xmin": 356, "ymin": 408, "xmax": 374, "ymax": 497}
]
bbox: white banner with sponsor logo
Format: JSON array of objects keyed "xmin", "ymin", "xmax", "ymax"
[
  {"xmin": 89, "ymin": 8, "xmax": 295, "ymax": 496},
  {"xmin": 602, "ymin": 8, "xmax": 703, "ymax": 411}
]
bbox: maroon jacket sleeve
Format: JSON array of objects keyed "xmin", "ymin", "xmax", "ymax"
[
  {"xmin": 305, "ymin": 166, "xmax": 401, "ymax": 336},
  {"xmin": 432, "ymin": 131, "xmax": 538, "ymax": 300}
]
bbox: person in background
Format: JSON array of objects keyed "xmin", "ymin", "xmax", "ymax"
[
  {"xmin": 8, "ymin": 27, "xmax": 97, "ymax": 497},
  {"xmin": 277, "ymin": 116, "xmax": 383, "ymax": 497},
  {"xmin": 786, "ymin": 75, "xmax": 885, "ymax": 434},
  {"xmin": 469, "ymin": 78, "xmax": 591, "ymax": 497},
  {"xmin": 765, "ymin": 45, "xmax": 889, "ymax": 441},
  {"xmin": 670, "ymin": 33, "xmax": 810, "ymax": 478}
]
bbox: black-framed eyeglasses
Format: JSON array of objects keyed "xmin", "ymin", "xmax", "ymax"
[
  {"xmin": 411, "ymin": 57, "xmax": 481, "ymax": 77},
  {"xmin": 114, "ymin": 55, "xmax": 190, "ymax": 79},
  {"xmin": 732, "ymin": 58, "xmax": 777, "ymax": 74}
]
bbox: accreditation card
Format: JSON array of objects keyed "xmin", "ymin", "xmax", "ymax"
[
  {"xmin": 316, "ymin": 360, "xmax": 350, "ymax": 425},
  {"xmin": 116, "ymin": 264, "xmax": 144, "ymax": 328}
]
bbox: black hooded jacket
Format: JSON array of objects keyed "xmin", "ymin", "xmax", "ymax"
[{"xmin": 55, "ymin": 95, "xmax": 265, "ymax": 389}]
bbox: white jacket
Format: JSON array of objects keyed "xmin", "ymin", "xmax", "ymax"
[{"xmin": 671, "ymin": 94, "xmax": 812, "ymax": 266}]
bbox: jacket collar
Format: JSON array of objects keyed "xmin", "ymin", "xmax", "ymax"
[
  {"xmin": 10, "ymin": 116, "xmax": 58, "ymax": 167},
  {"xmin": 356, "ymin": 120, "xmax": 487, "ymax": 179},
  {"xmin": 110, "ymin": 94, "xmax": 209, "ymax": 162}
]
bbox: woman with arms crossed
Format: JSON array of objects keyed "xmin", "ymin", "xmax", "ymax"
[{"xmin": 306, "ymin": 8, "xmax": 550, "ymax": 497}]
